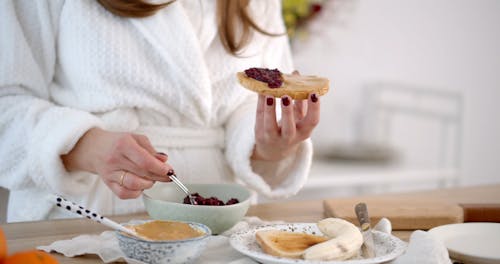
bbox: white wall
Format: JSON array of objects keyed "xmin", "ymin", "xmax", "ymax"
[{"xmin": 293, "ymin": 0, "xmax": 500, "ymax": 186}]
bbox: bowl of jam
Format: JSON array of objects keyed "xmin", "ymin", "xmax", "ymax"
[{"xmin": 143, "ymin": 183, "xmax": 251, "ymax": 234}]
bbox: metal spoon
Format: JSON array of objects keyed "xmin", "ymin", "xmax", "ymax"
[{"xmin": 169, "ymin": 174, "xmax": 197, "ymax": 205}]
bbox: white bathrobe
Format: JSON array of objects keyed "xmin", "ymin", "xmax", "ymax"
[{"xmin": 0, "ymin": 0, "xmax": 312, "ymax": 222}]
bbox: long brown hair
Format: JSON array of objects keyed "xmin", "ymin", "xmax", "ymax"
[{"xmin": 97, "ymin": 0, "xmax": 280, "ymax": 55}]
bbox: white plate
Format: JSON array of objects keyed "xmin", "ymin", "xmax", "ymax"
[
  {"xmin": 428, "ymin": 222, "xmax": 500, "ymax": 264},
  {"xmin": 229, "ymin": 223, "xmax": 406, "ymax": 264}
]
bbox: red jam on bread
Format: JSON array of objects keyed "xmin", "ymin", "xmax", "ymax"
[{"xmin": 244, "ymin": 67, "xmax": 283, "ymax": 88}]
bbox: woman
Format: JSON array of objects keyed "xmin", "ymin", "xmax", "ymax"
[{"xmin": 0, "ymin": 0, "xmax": 321, "ymax": 222}]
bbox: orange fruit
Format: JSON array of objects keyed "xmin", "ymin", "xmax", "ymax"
[
  {"xmin": 3, "ymin": 250, "xmax": 58, "ymax": 264},
  {"xmin": 0, "ymin": 227, "xmax": 7, "ymax": 262}
]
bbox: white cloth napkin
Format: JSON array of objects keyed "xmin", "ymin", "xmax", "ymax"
[{"xmin": 37, "ymin": 217, "xmax": 451, "ymax": 264}]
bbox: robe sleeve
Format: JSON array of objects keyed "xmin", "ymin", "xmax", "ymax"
[
  {"xmin": 0, "ymin": 0, "xmax": 103, "ymax": 195},
  {"xmin": 224, "ymin": 0, "xmax": 313, "ymax": 199}
]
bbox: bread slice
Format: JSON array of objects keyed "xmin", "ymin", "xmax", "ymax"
[
  {"xmin": 237, "ymin": 71, "xmax": 329, "ymax": 100},
  {"xmin": 255, "ymin": 230, "xmax": 328, "ymax": 259}
]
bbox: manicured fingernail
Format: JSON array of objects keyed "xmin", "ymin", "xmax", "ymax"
[
  {"xmin": 167, "ymin": 169, "xmax": 175, "ymax": 176},
  {"xmin": 311, "ymin": 93, "xmax": 318, "ymax": 103},
  {"xmin": 157, "ymin": 152, "xmax": 167, "ymax": 157},
  {"xmin": 282, "ymin": 96, "xmax": 290, "ymax": 106},
  {"xmin": 266, "ymin": 97, "xmax": 274, "ymax": 106}
]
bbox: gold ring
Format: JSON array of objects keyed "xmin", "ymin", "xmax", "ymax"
[{"xmin": 119, "ymin": 171, "xmax": 128, "ymax": 187}]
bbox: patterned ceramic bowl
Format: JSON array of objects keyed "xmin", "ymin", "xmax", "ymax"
[
  {"xmin": 116, "ymin": 220, "xmax": 211, "ymax": 264},
  {"xmin": 143, "ymin": 183, "xmax": 252, "ymax": 234}
]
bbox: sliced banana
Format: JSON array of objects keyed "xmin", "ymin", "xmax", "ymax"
[{"xmin": 303, "ymin": 218, "xmax": 363, "ymax": 261}]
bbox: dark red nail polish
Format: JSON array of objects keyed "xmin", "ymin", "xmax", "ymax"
[
  {"xmin": 167, "ymin": 169, "xmax": 175, "ymax": 176},
  {"xmin": 311, "ymin": 94, "xmax": 318, "ymax": 103},
  {"xmin": 157, "ymin": 152, "xmax": 167, "ymax": 157},
  {"xmin": 266, "ymin": 97, "xmax": 274, "ymax": 106},
  {"xmin": 282, "ymin": 96, "xmax": 290, "ymax": 106}
]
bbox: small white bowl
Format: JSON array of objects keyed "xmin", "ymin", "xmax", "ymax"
[{"xmin": 116, "ymin": 220, "xmax": 211, "ymax": 264}]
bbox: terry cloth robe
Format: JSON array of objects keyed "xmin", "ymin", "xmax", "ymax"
[{"xmin": 0, "ymin": 0, "xmax": 313, "ymax": 222}]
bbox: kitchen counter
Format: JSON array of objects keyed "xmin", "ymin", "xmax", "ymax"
[{"xmin": 2, "ymin": 184, "xmax": 499, "ymax": 263}]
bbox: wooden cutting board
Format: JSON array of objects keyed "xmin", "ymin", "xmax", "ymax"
[
  {"xmin": 323, "ymin": 198, "xmax": 464, "ymax": 230},
  {"xmin": 461, "ymin": 203, "xmax": 500, "ymax": 222}
]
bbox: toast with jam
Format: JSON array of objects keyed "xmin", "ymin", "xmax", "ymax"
[{"xmin": 237, "ymin": 68, "xmax": 329, "ymax": 100}]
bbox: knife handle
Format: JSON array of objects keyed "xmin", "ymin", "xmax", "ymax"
[{"xmin": 355, "ymin": 202, "xmax": 371, "ymax": 227}]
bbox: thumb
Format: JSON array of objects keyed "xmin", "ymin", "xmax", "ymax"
[{"xmin": 155, "ymin": 152, "xmax": 168, "ymax": 163}]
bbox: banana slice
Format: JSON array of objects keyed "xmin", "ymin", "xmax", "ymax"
[{"xmin": 303, "ymin": 218, "xmax": 363, "ymax": 261}]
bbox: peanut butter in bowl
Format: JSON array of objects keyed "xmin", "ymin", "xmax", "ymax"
[
  {"xmin": 116, "ymin": 219, "xmax": 211, "ymax": 264},
  {"xmin": 128, "ymin": 220, "xmax": 205, "ymax": 241}
]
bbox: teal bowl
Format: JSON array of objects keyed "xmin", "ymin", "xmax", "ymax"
[{"xmin": 143, "ymin": 183, "xmax": 251, "ymax": 234}]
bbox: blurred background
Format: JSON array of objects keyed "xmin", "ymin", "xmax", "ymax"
[
  {"xmin": 270, "ymin": 0, "xmax": 500, "ymax": 202},
  {"xmin": 1, "ymin": 0, "xmax": 499, "ymax": 218}
]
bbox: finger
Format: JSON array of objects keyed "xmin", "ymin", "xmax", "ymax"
[
  {"xmin": 121, "ymin": 139, "xmax": 170, "ymax": 177},
  {"xmin": 155, "ymin": 152, "xmax": 168, "ymax": 163},
  {"xmin": 280, "ymin": 95, "xmax": 296, "ymax": 139},
  {"xmin": 131, "ymin": 135, "xmax": 172, "ymax": 179},
  {"xmin": 120, "ymin": 155, "xmax": 174, "ymax": 182},
  {"xmin": 297, "ymin": 93, "xmax": 321, "ymax": 138},
  {"xmin": 294, "ymin": 99, "xmax": 307, "ymax": 121},
  {"xmin": 133, "ymin": 134, "xmax": 156, "ymax": 155},
  {"xmin": 107, "ymin": 181, "xmax": 143, "ymax": 199},
  {"xmin": 255, "ymin": 94, "xmax": 266, "ymax": 137},
  {"xmin": 114, "ymin": 152, "xmax": 156, "ymax": 179},
  {"xmin": 291, "ymin": 70, "xmax": 306, "ymax": 120},
  {"xmin": 144, "ymin": 163, "xmax": 174, "ymax": 182},
  {"xmin": 116, "ymin": 171, "xmax": 155, "ymax": 191},
  {"xmin": 263, "ymin": 96, "xmax": 279, "ymax": 138}
]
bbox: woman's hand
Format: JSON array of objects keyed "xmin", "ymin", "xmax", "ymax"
[
  {"xmin": 62, "ymin": 127, "xmax": 173, "ymax": 199},
  {"xmin": 252, "ymin": 91, "xmax": 320, "ymax": 161}
]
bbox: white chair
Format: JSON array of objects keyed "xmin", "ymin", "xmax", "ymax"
[
  {"xmin": 354, "ymin": 81, "xmax": 463, "ymax": 188},
  {"xmin": 283, "ymin": 81, "xmax": 464, "ymax": 202}
]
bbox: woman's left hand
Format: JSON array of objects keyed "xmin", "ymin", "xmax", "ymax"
[{"xmin": 252, "ymin": 91, "xmax": 320, "ymax": 161}]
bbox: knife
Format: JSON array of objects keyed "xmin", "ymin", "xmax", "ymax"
[{"xmin": 355, "ymin": 202, "xmax": 376, "ymax": 258}]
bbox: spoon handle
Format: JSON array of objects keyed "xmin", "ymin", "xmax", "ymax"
[
  {"xmin": 169, "ymin": 175, "xmax": 197, "ymax": 205},
  {"xmin": 52, "ymin": 194, "xmax": 138, "ymax": 237}
]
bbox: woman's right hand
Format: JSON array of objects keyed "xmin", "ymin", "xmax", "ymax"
[{"xmin": 62, "ymin": 127, "xmax": 173, "ymax": 199}]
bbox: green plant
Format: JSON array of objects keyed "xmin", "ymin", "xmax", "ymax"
[{"xmin": 282, "ymin": 0, "xmax": 325, "ymax": 38}]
